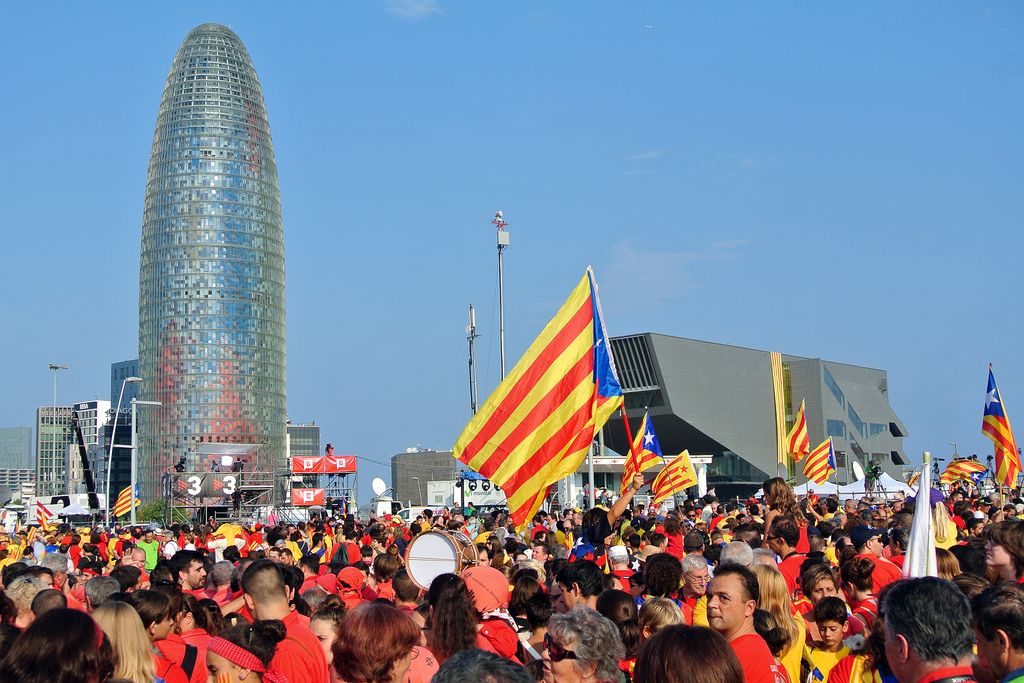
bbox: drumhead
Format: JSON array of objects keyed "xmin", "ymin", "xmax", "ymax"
[{"xmin": 405, "ymin": 531, "xmax": 459, "ymax": 589}]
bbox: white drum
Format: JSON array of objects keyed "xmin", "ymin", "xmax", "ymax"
[{"xmin": 404, "ymin": 531, "xmax": 478, "ymax": 589}]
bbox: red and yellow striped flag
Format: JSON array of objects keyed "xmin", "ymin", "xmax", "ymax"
[
  {"xmin": 786, "ymin": 400, "xmax": 811, "ymax": 463},
  {"xmin": 113, "ymin": 484, "xmax": 140, "ymax": 518},
  {"xmin": 803, "ymin": 437, "xmax": 837, "ymax": 485},
  {"xmin": 454, "ymin": 269, "xmax": 623, "ymax": 529},
  {"xmin": 939, "ymin": 458, "xmax": 987, "ymax": 486},
  {"xmin": 907, "ymin": 471, "xmax": 921, "ymax": 488},
  {"xmin": 651, "ymin": 451, "xmax": 698, "ymax": 504},
  {"xmin": 35, "ymin": 501, "xmax": 52, "ymax": 527},
  {"xmin": 621, "ymin": 411, "xmax": 663, "ymax": 494},
  {"xmin": 983, "ymin": 366, "xmax": 1021, "ymax": 489}
]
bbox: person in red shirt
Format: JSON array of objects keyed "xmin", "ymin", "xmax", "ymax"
[
  {"xmin": 766, "ymin": 515, "xmax": 804, "ymax": 597},
  {"xmin": 850, "ymin": 527, "xmax": 901, "ymax": 593},
  {"xmin": 707, "ymin": 564, "xmax": 787, "ymax": 683},
  {"xmin": 881, "ymin": 577, "xmax": 977, "ymax": 683},
  {"xmin": 207, "ymin": 619, "xmax": 291, "ymax": 683},
  {"xmin": 122, "ymin": 590, "xmax": 190, "ymax": 683},
  {"xmin": 664, "ymin": 518, "xmax": 685, "ymax": 559},
  {"xmin": 607, "ymin": 546, "xmax": 634, "ymax": 591},
  {"xmin": 333, "ymin": 603, "xmax": 419, "ymax": 683},
  {"xmin": 241, "ymin": 559, "xmax": 329, "ymax": 683},
  {"xmin": 298, "ymin": 554, "xmax": 321, "ymax": 594}
]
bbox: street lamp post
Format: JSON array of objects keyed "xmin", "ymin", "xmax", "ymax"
[
  {"xmin": 47, "ymin": 364, "xmax": 68, "ymax": 495},
  {"xmin": 130, "ymin": 398, "xmax": 162, "ymax": 525},
  {"xmin": 106, "ymin": 377, "xmax": 142, "ymax": 527},
  {"xmin": 411, "ymin": 476, "xmax": 424, "ymax": 506}
]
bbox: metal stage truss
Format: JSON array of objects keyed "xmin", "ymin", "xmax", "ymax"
[{"xmin": 166, "ymin": 443, "xmax": 276, "ymax": 524}]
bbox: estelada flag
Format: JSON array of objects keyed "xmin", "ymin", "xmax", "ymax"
[
  {"xmin": 983, "ymin": 366, "xmax": 1021, "ymax": 489},
  {"xmin": 454, "ymin": 268, "xmax": 623, "ymax": 529},
  {"xmin": 113, "ymin": 484, "xmax": 140, "ymax": 518},
  {"xmin": 621, "ymin": 411, "xmax": 663, "ymax": 494},
  {"xmin": 651, "ymin": 451, "xmax": 698, "ymax": 504},
  {"xmin": 786, "ymin": 400, "xmax": 811, "ymax": 463},
  {"xmin": 803, "ymin": 437, "xmax": 837, "ymax": 485},
  {"xmin": 939, "ymin": 458, "xmax": 987, "ymax": 485}
]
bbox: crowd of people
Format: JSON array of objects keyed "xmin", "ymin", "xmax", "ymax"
[{"xmin": 1, "ymin": 471, "xmax": 1023, "ymax": 683}]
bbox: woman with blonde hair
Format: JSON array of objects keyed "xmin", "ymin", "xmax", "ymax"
[
  {"xmin": 933, "ymin": 503, "xmax": 958, "ymax": 550},
  {"xmin": 754, "ymin": 564, "xmax": 804, "ymax": 683},
  {"xmin": 935, "ymin": 547, "xmax": 962, "ymax": 580},
  {"xmin": 638, "ymin": 597, "xmax": 686, "ymax": 640},
  {"xmin": 92, "ymin": 600, "xmax": 158, "ymax": 683}
]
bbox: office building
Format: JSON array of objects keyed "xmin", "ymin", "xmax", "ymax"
[
  {"xmin": 110, "ymin": 359, "xmax": 140, "ymax": 409},
  {"xmin": 65, "ymin": 400, "xmax": 111, "ymax": 494},
  {"xmin": 35, "ymin": 406, "xmax": 73, "ymax": 496},
  {"xmin": 137, "ymin": 24, "xmax": 287, "ymax": 501},
  {"xmin": 601, "ymin": 334, "xmax": 908, "ymax": 499},
  {"xmin": 287, "ymin": 422, "xmax": 321, "ymax": 487},
  {"xmin": 0, "ymin": 427, "xmax": 34, "ymax": 496}
]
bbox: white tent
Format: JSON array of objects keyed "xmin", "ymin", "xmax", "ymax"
[
  {"xmin": 57, "ymin": 501, "xmax": 90, "ymax": 516},
  {"xmin": 838, "ymin": 473, "xmax": 914, "ymax": 497}
]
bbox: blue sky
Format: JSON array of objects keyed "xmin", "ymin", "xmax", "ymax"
[{"xmin": 1, "ymin": 2, "xmax": 1022, "ymax": 504}]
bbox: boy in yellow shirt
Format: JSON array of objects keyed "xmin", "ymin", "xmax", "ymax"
[{"xmin": 805, "ymin": 597, "xmax": 851, "ymax": 682}]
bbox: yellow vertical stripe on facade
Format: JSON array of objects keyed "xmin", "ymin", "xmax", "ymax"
[{"xmin": 770, "ymin": 352, "xmax": 787, "ymax": 467}]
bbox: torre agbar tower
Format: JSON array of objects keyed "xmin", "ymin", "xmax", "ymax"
[{"xmin": 138, "ymin": 24, "xmax": 286, "ymax": 502}]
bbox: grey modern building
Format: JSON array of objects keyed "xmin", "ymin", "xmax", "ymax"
[
  {"xmin": 287, "ymin": 422, "xmax": 321, "ymax": 487},
  {"xmin": 35, "ymin": 406, "xmax": 73, "ymax": 496},
  {"xmin": 137, "ymin": 24, "xmax": 287, "ymax": 501},
  {"xmin": 604, "ymin": 334, "xmax": 908, "ymax": 499},
  {"xmin": 392, "ymin": 449, "xmax": 457, "ymax": 507},
  {"xmin": 0, "ymin": 427, "xmax": 34, "ymax": 496},
  {"xmin": 110, "ymin": 359, "xmax": 140, "ymax": 409}
]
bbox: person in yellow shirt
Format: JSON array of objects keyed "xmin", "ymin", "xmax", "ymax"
[{"xmin": 804, "ymin": 597, "xmax": 851, "ymax": 682}]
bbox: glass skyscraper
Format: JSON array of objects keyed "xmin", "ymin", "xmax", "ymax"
[{"xmin": 138, "ymin": 24, "xmax": 286, "ymax": 501}]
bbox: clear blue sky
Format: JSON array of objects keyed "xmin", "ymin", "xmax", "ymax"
[{"xmin": 2, "ymin": 2, "xmax": 1022, "ymax": 504}]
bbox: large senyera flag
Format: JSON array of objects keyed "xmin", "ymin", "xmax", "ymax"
[
  {"xmin": 621, "ymin": 411, "xmax": 663, "ymax": 494},
  {"xmin": 786, "ymin": 400, "xmax": 811, "ymax": 463},
  {"xmin": 939, "ymin": 458, "xmax": 987, "ymax": 486},
  {"xmin": 803, "ymin": 437, "xmax": 837, "ymax": 485},
  {"xmin": 983, "ymin": 366, "xmax": 1021, "ymax": 489},
  {"xmin": 454, "ymin": 268, "xmax": 623, "ymax": 529},
  {"xmin": 651, "ymin": 451, "xmax": 698, "ymax": 504}
]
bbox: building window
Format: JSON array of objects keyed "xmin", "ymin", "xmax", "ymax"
[
  {"xmin": 869, "ymin": 423, "xmax": 888, "ymax": 438},
  {"xmin": 826, "ymin": 420, "xmax": 846, "ymax": 438},
  {"xmin": 823, "ymin": 367, "xmax": 845, "ymax": 408},
  {"xmin": 848, "ymin": 403, "xmax": 867, "ymax": 439}
]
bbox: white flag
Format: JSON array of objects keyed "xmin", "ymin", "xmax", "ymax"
[{"xmin": 903, "ymin": 452, "xmax": 938, "ymax": 578}]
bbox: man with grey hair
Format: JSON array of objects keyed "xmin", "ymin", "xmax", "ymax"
[
  {"xmin": 881, "ymin": 577, "xmax": 976, "ymax": 683},
  {"xmin": 38, "ymin": 552, "xmax": 85, "ymax": 610},
  {"xmin": 205, "ymin": 559, "xmax": 235, "ymax": 605},
  {"xmin": 681, "ymin": 554, "xmax": 710, "ymax": 626},
  {"xmin": 6, "ymin": 575, "xmax": 45, "ymax": 628},
  {"xmin": 433, "ymin": 648, "xmax": 533, "ymax": 683},
  {"xmin": 720, "ymin": 541, "xmax": 754, "ymax": 568},
  {"xmin": 84, "ymin": 575, "xmax": 121, "ymax": 612},
  {"xmin": 752, "ymin": 548, "xmax": 778, "ymax": 568}
]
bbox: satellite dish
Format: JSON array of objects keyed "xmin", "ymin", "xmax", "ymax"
[
  {"xmin": 852, "ymin": 461, "xmax": 866, "ymax": 481},
  {"xmin": 371, "ymin": 477, "xmax": 387, "ymax": 496}
]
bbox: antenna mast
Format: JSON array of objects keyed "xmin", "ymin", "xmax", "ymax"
[
  {"xmin": 492, "ymin": 211, "xmax": 510, "ymax": 379},
  {"xmin": 467, "ymin": 304, "xmax": 479, "ymax": 415}
]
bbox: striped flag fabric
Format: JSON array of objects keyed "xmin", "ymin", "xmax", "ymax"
[
  {"xmin": 803, "ymin": 437, "xmax": 837, "ymax": 485},
  {"xmin": 939, "ymin": 458, "xmax": 988, "ymax": 486},
  {"xmin": 983, "ymin": 366, "xmax": 1021, "ymax": 489},
  {"xmin": 786, "ymin": 400, "xmax": 811, "ymax": 463},
  {"xmin": 35, "ymin": 501, "xmax": 52, "ymax": 527},
  {"xmin": 114, "ymin": 483, "xmax": 141, "ymax": 518},
  {"xmin": 904, "ymin": 452, "xmax": 938, "ymax": 578},
  {"xmin": 454, "ymin": 268, "xmax": 623, "ymax": 528},
  {"xmin": 621, "ymin": 411, "xmax": 663, "ymax": 494},
  {"xmin": 651, "ymin": 451, "xmax": 699, "ymax": 504},
  {"xmin": 907, "ymin": 471, "xmax": 921, "ymax": 488}
]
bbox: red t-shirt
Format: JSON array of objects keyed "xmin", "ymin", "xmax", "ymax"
[
  {"xmin": 730, "ymin": 633, "xmax": 788, "ymax": 683},
  {"xmin": 777, "ymin": 552, "xmax": 805, "ymax": 595},
  {"xmin": 477, "ymin": 619, "xmax": 521, "ymax": 662},
  {"xmin": 796, "ymin": 526, "xmax": 810, "ymax": 554},
  {"xmin": 153, "ymin": 652, "xmax": 189, "ymax": 683},
  {"xmin": 272, "ymin": 610, "xmax": 329, "ymax": 683},
  {"xmin": 156, "ymin": 633, "xmax": 206, "ymax": 683},
  {"xmin": 854, "ymin": 553, "xmax": 901, "ymax": 593},
  {"xmin": 826, "ymin": 654, "xmax": 858, "ymax": 683},
  {"xmin": 403, "ymin": 646, "xmax": 440, "ymax": 683},
  {"xmin": 665, "ymin": 534, "xmax": 684, "ymax": 560}
]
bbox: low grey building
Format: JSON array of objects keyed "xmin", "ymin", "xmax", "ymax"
[
  {"xmin": 604, "ymin": 334, "xmax": 908, "ymax": 499},
  {"xmin": 391, "ymin": 449, "xmax": 457, "ymax": 508}
]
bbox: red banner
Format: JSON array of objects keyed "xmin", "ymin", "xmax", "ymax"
[
  {"xmin": 291, "ymin": 456, "xmax": 324, "ymax": 474},
  {"xmin": 324, "ymin": 455, "xmax": 357, "ymax": 473},
  {"xmin": 291, "ymin": 488, "xmax": 326, "ymax": 506}
]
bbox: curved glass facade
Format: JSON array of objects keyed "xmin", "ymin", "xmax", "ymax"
[{"xmin": 138, "ymin": 24, "xmax": 286, "ymax": 501}]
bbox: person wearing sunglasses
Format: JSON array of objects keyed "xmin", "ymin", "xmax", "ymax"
[{"xmin": 543, "ymin": 607, "xmax": 624, "ymax": 683}]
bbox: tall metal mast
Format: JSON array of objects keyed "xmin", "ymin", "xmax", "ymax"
[
  {"xmin": 492, "ymin": 211, "xmax": 509, "ymax": 379},
  {"xmin": 467, "ymin": 304, "xmax": 479, "ymax": 415}
]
